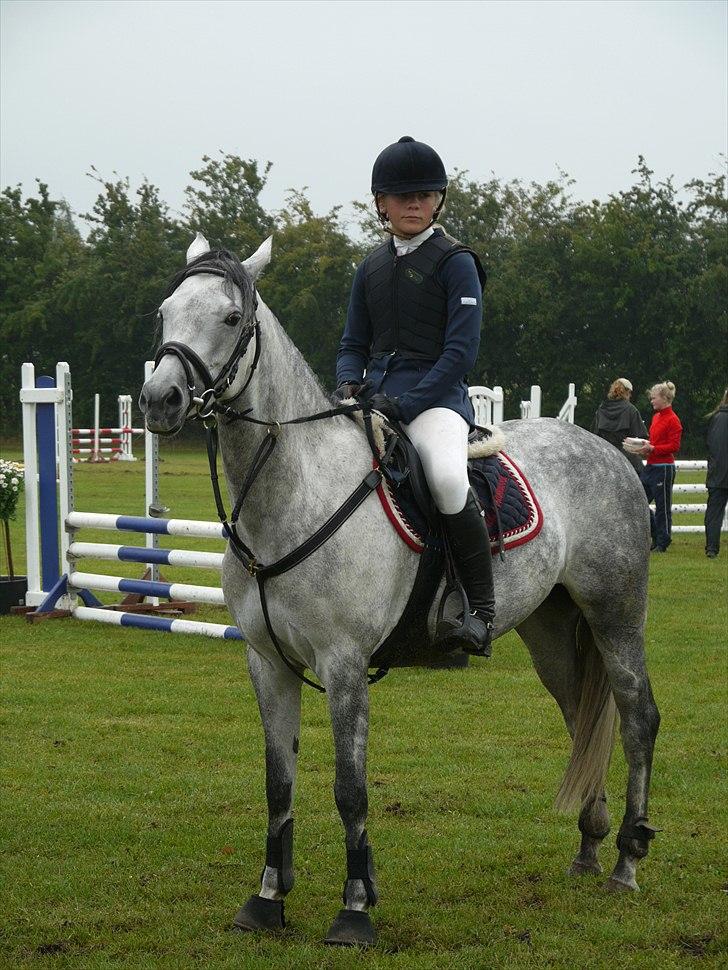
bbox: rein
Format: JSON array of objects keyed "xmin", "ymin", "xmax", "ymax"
[
  {"xmin": 204, "ymin": 410, "xmax": 390, "ymax": 692},
  {"xmin": 153, "ymin": 251, "xmax": 390, "ymax": 691}
]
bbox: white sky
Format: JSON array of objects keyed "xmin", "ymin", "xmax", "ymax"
[{"xmin": 1, "ymin": 0, "xmax": 726, "ymax": 233}]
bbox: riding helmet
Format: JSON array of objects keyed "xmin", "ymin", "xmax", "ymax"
[{"xmin": 371, "ymin": 136, "xmax": 448, "ymax": 195}]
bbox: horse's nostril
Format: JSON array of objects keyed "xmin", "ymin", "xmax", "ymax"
[
  {"xmin": 138, "ymin": 389, "xmax": 148, "ymax": 411},
  {"xmin": 164, "ymin": 386, "xmax": 182, "ymax": 408}
]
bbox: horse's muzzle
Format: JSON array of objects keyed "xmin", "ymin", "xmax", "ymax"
[{"xmin": 139, "ymin": 371, "xmax": 188, "ymax": 435}]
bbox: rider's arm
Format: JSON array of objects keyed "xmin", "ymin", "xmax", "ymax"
[
  {"xmin": 336, "ymin": 262, "xmax": 371, "ymax": 386},
  {"xmin": 396, "ymin": 252, "xmax": 482, "ymax": 423}
]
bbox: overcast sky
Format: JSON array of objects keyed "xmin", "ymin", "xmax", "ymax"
[{"xmin": 1, "ymin": 0, "xmax": 726, "ymax": 237}]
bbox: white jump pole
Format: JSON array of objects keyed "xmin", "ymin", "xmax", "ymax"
[
  {"xmin": 20, "ymin": 363, "xmax": 41, "ymax": 604},
  {"xmin": 468, "ymin": 385, "xmax": 504, "ymax": 425},
  {"xmin": 92, "ymin": 393, "xmax": 101, "ymax": 462},
  {"xmin": 520, "ymin": 385, "xmax": 542, "ymax": 419}
]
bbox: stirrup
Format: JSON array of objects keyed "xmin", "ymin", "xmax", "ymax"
[{"xmin": 435, "ymin": 610, "xmax": 493, "ymax": 658}]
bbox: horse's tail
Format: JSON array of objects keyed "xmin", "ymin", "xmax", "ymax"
[{"xmin": 554, "ymin": 615, "xmax": 618, "ymax": 812}]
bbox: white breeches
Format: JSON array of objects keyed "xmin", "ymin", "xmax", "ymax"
[{"xmin": 403, "ymin": 408, "xmax": 470, "ymax": 515}]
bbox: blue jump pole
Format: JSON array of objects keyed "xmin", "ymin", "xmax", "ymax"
[{"xmin": 36, "ymin": 375, "xmax": 60, "ymax": 592}]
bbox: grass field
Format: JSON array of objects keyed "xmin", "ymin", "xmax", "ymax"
[{"xmin": 1, "ymin": 443, "xmax": 726, "ymax": 968}]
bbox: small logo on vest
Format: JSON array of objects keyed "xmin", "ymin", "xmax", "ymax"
[
  {"xmin": 404, "ymin": 267, "xmax": 424, "ymax": 284},
  {"xmin": 461, "ymin": 297, "xmax": 477, "ymax": 305}
]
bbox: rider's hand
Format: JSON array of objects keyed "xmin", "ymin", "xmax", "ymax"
[
  {"xmin": 369, "ymin": 393, "xmax": 405, "ymax": 423},
  {"xmin": 330, "ymin": 381, "xmax": 362, "ymax": 406}
]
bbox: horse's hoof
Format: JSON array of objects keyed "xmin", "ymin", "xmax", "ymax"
[
  {"xmin": 568, "ymin": 859, "xmax": 603, "ymax": 877},
  {"xmin": 231, "ymin": 894, "xmax": 285, "ymax": 932},
  {"xmin": 323, "ymin": 908, "xmax": 376, "ymax": 947},
  {"xmin": 603, "ymin": 876, "xmax": 639, "ymax": 893}
]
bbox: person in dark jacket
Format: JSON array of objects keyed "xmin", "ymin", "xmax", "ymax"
[
  {"xmin": 332, "ymin": 136, "xmax": 493, "ymax": 658},
  {"xmin": 704, "ymin": 389, "xmax": 728, "ymax": 558},
  {"xmin": 591, "ymin": 377, "xmax": 648, "ymax": 476}
]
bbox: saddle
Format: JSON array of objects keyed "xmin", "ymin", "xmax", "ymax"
[{"xmin": 349, "ymin": 408, "xmax": 543, "ymax": 669}]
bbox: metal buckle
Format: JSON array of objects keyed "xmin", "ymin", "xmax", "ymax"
[{"xmin": 193, "ymin": 388, "xmax": 217, "ymax": 421}]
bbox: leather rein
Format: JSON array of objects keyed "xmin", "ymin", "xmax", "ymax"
[{"xmin": 154, "ymin": 259, "xmax": 391, "ymax": 692}]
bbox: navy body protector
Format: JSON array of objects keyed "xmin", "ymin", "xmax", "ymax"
[{"xmin": 363, "ymin": 228, "xmax": 487, "ymax": 362}]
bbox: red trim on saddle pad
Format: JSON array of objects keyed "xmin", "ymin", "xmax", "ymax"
[
  {"xmin": 496, "ymin": 452, "xmax": 544, "ymax": 550},
  {"xmin": 374, "ymin": 460, "xmax": 424, "ymax": 552},
  {"xmin": 374, "ymin": 452, "xmax": 543, "ymax": 555}
]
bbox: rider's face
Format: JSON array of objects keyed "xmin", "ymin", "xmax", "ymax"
[{"xmin": 378, "ymin": 191, "xmax": 441, "ymax": 237}]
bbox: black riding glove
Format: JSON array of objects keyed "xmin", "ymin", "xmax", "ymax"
[
  {"xmin": 368, "ymin": 393, "xmax": 405, "ymax": 423},
  {"xmin": 330, "ymin": 381, "xmax": 362, "ymax": 406}
]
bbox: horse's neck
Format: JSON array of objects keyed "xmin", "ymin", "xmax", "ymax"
[{"xmin": 217, "ymin": 301, "xmax": 367, "ymax": 558}]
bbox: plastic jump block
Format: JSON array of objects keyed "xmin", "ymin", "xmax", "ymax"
[
  {"xmin": 69, "ymin": 571, "xmax": 226, "ymax": 606},
  {"xmin": 68, "ymin": 542, "xmax": 225, "ymax": 570},
  {"xmin": 73, "ymin": 606, "xmax": 243, "ymax": 639},
  {"xmin": 66, "ymin": 511, "xmax": 226, "ymax": 540}
]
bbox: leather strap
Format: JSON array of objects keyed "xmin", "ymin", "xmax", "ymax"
[
  {"xmin": 264, "ymin": 818, "xmax": 294, "ymax": 895},
  {"xmin": 344, "ymin": 830, "xmax": 378, "ymax": 907}
]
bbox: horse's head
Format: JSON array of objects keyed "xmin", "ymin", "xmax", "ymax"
[{"xmin": 139, "ymin": 232, "xmax": 272, "ymax": 434}]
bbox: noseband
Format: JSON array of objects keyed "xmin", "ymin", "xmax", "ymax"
[{"xmin": 154, "ymin": 255, "xmax": 260, "ymax": 421}]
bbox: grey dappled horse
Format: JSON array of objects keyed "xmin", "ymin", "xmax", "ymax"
[{"xmin": 139, "ymin": 233, "xmax": 660, "ymax": 946}]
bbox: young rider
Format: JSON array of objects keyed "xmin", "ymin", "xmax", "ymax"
[{"xmin": 333, "ymin": 136, "xmax": 494, "ymax": 657}]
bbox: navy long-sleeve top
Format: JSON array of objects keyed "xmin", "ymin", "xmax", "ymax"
[{"xmin": 336, "ymin": 245, "xmax": 483, "ymax": 425}]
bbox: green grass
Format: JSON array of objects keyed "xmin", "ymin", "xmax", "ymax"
[{"xmin": 1, "ymin": 445, "xmax": 727, "ymax": 968}]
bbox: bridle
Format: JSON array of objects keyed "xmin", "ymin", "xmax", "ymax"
[
  {"xmin": 151, "ymin": 250, "xmax": 394, "ymax": 692},
  {"xmin": 154, "ymin": 254, "xmax": 262, "ymax": 422}
]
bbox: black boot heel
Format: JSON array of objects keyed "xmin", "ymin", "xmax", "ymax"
[{"xmin": 436, "ymin": 612, "xmax": 493, "ymax": 657}]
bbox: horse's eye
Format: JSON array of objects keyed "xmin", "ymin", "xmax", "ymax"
[{"xmin": 225, "ymin": 311, "xmax": 242, "ymax": 327}]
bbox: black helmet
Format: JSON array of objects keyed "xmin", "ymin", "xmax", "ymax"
[{"xmin": 371, "ymin": 136, "xmax": 447, "ymax": 195}]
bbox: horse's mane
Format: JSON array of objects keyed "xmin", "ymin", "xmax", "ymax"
[{"xmin": 164, "ymin": 248, "xmax": 256, "ymax": 312}]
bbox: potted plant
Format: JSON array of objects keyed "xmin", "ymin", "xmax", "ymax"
[{"xmin": 0, "ymin": 459, "xmax": 27, "ymax": 614}]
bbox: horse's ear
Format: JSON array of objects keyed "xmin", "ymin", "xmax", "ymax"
[
  {"xmin": 242, "ymin": 235, "xmax": 273, "ymax": 282},
  {"xmin": 187, "ymin": 232, "xmax": 210, "ymax": 264}
]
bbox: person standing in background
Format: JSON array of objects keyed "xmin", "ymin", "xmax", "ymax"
[
  {"xmin": 591, "ymin": 377, "xmax": 648, "ymax": 476},
  {"xmin": 639, "ymin": 381, "xmax": 682, "ymax": 553},
  {"xmin": 704, "ymin": 390, "xmax": 728, "ymax": 558}
]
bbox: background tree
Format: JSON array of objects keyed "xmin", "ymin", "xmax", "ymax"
[
  {"xmin": 264, "ymin": 190, "xmax": 363, "ymax": 389},
  {"xmin": 1, "ymin": 155, "xmax": 725, "ymax": 455},
  {"xmin": 0, "ymin": 181, "xmax": 87, "ymax": 428},
  {"xmin": 184, "ymin": 153, "xmax": 273, "ymax": 255}
]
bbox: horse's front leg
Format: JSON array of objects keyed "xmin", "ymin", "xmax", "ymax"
[
  {"xmin": 322, "ymin": 654, "xmax": 378, "ymax": 947},
  {"xmin": 232, "ymin": 649, "xmax": 302, "ymax": 933}
]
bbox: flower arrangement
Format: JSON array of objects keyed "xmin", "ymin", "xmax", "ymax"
[{"xmin": 0, "ymin": 459, "xmax": 24, "ymax": 580}]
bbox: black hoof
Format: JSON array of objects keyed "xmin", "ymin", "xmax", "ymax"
[
  {"xmin": 324, "ymin": 908, "xmax": 376, "ymax": 947},
  {"xmin": 231, "ymin": 894, "xmax": 285, "ymax": 933}
]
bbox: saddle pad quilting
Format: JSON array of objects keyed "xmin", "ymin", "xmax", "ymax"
[{"xmin": 376, "ymin": 452, "xmax": 543, "ymax": 554}]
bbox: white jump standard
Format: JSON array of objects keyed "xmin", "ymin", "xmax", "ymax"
[{"xmin": 20, "ymin": 361, "xmax": 236, "ymax": 639}]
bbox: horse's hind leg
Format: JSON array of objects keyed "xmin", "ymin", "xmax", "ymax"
[
  {"xmin": 573, "ymin": 599, "xmax": 660, "ymax": 892},
  {"xmin": 232, "ymin": 650, "xmax": 302, "ymax": 933},
  {"xmin": 517, "ymin": 586, "xmax": 613, "ymax": 877}
]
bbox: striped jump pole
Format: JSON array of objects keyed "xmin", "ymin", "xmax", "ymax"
[
  {"xmin": 22, "ymin": 359, "xmax": 246, "ymax": 643},
  {"xmin": 73, "ymin": 607, "xmax": 243, "ymax": 640},
  {"xmin": 68, "ymin": 542, "xmax": 225, "ymax": 571},
  {"xmin": 66, "ymin": 511, "xmax": 227, "ymax": 539},
  {"xmin": 68, "ymin": 571, "xmax": 227, "ymax": 606}
]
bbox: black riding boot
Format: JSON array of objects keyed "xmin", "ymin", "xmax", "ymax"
[{"xmin": 436, "ymin": 489, "xmax": 495, "ymax": 657}]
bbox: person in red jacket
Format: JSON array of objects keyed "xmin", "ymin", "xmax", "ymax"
[{"xmin": 638, "ymin": 381, "xmax": 683, "ymax": 552}]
